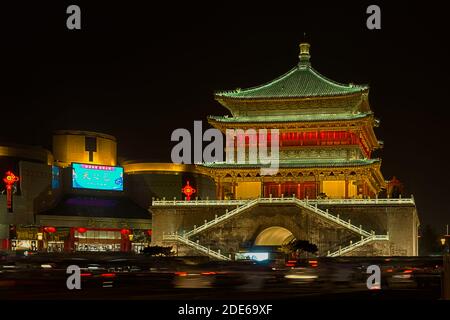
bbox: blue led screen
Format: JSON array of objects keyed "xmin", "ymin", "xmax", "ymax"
[
  {"xmin": 52, "ymin": 165, "xmax": 60, "ymax": 189},
  {"xmin": 72, "ymin": 163, "xmax": 123, "ymax": 191}
]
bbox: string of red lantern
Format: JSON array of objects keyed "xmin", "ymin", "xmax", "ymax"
[
  {"xmin": 77, "ymin": 227, "xmax": 87, "ymax": 233},
  {"xmin": 44, "ymin": 226, "xmax": 56, "ymax": 233},
  {"xmin": 120, "ymin": 228, "xmax": 130, "ymax": 236}
]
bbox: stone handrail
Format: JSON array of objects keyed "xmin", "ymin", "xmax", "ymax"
[
  {"xmin": 159, "ymin": 196, "xmax": 396, "ymax": 259},
  {"xmin": 152, "ymin": 197, "xmax": 415, "ymax": 207},
  {"xmin": 184, "ymin": 198, "xmax": 259, "ymax": 237},
  {"xmin": 163, "ymin": 233, "xmax": 231, "ymax": 260},
  {"xmin": 327, "ymin": 234, "xmax": 389, "ymax": 257},
  {"xmin": 182, "ymin": 197, "xmax": 374, "ymax": 239}
]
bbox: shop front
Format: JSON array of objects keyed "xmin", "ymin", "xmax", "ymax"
[
  {"xmin": 44, "ymin": 226, "xmax": 71, "ymax": 252},
  {"xmin": 35, "ymin": 194, "xmax": 152, "ymax": 253},
  {"xmin": 11, "ymin": 226, "xmax": 152, "ymax": 253},
  {"xmin": 10, "ymin": 226, "xmax": 41, "ymax": 252},
  {"xmin": 71, "ymin": 227, "xmax": 151, "ymax": 253}
]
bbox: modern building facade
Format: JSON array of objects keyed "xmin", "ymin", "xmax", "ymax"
[
  {"xmin": 0, "ymin": 144, "xmax": 53, "ymax": 251},
  {"xmin": 1, "ymin": 130, "xmax": 152, "ymax": 253}
]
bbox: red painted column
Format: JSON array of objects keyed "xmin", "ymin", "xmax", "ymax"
[
  {"xmin": 121, "ymin": 233, "xmax": 131, "ymax": 252},
  {"xmin": 65, "ymin": 228, "xmax": 75, "ymax": 252},
  {"xmin": 0, "ymin": 239, "xmax": 9, "ymax": 250}
]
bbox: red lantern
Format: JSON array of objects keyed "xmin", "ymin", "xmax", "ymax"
[
  {"xmin": 3, "ymin": 171, "xmax": 19, "ymax": 212},
  {"xmin": 181, "ymin": 181, "xmax": 196, "ymax": 201},
  {"xmin": 120, "ymin": 229, "xmax": 130, "ymax": 236},
  {"xmin": 3, "ymin": 171, "xmax": 19, "ymax": 187},
  {"xmin": 44, "ymin": 226, "xmax": 56, "ymax": 233},
  {"xmin": 147, "ymin": 229, "xmax": 152, "ymax": 236},
  {"xmin": 77, "ymin": 227, "xmax": 87, "ymax": 234}
]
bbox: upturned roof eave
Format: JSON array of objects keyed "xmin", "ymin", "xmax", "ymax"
[
  {"xmin": 214, "ymin": 89, "xmax": 369, "ymax": 103},
  {"xmin": 207, "ymin": 113, "xmax": 373, "ymax": 124},
  {"xmin": 201, "ymin": 158, "xmax": 381, "ymax": 168}
]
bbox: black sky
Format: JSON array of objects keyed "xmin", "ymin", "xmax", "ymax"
[{"xmin": 1, "ymin": 2, "xmax": 449, "ymax": 231}]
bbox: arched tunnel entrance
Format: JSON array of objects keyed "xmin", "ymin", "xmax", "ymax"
[{"xmin": 254, "ymin": 226, "xmax": 295, "ymax": 246}]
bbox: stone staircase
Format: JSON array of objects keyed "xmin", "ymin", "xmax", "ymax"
[
  {"xmin": 162, "ymin": 197, "xmax": 389, "ymax": 260},
  {"xmin": 163, "ymin": 233, "xmax": 231, "ymax": 260},
  {"xmin": 327, "ymin": 235, "xmax": 390, "ymax": 257}
]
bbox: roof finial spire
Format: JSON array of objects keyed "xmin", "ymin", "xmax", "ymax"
[{"xmin": 298, "ymin": 39, "xmax": 311, "ymax": 68}]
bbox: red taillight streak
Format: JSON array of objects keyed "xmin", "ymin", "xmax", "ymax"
[
  {"xmin": 101, "ymin": 273, "xmax": 116, "ymax": 278},
  {"xmin": 403, "ymin": 269, "xmax": 413, "ymax": 274}
]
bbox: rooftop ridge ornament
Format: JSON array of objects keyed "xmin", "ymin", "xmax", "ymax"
[{"xmin": 298, "ymin": 42, "xmax": 311, "ymax": 68}]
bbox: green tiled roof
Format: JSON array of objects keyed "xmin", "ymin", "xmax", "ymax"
[
  {"xmin": 201, "ymin": 158, "xmax": 379, "ymax": 169},
  {"xmin": 215, "ymin": 45, "xmax": 368, "ymax": 99},
  {"xmin": 208, "ymin": 112, "xmax": 371, "ymax": 123}
]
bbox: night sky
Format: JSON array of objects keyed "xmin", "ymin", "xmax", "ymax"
[{"xmin": 1, "ymin": 2, "xmax": 449, "ymax": 231}]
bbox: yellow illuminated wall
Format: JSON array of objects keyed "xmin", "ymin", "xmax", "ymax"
[
  {"xmin": 322, "ymin": 181, "xmax": 345, "ymax": 198},
  {"xmin": 235, "ymin": 182, "xmax": 261, "ymax": 199},
  {"xmin": 348, "ymin": 180, "xmax": 357, "ymax": 198},
  {"xmin": 322, "ymin": 180, "xmax": 358, "ymax": 198},
  {"xmin": 52, "ymin": 130, "xmax": 117, "ymax": 167}
]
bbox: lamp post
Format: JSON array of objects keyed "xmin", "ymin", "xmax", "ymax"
[
  {"xmin": 442, "ymin": 225, "xmax": 450, "ymax": 254},
  {"xmin": 444, "ymin": 224, "xmax": 450, "ymax": 253}
]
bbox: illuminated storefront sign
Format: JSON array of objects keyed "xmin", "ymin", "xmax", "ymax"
[{"xmin": 11, "ymin": 240, "xmax": 38, "ymax": 251}]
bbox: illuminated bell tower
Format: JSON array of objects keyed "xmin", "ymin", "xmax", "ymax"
[{"xmin": 205, "ymin": 42, "xmax": 385, "ymax": 200}]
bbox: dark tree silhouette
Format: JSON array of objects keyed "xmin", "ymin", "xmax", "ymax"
[
  {"xmin": 419, "ymin": 225, "xmax": 441, "ymax": 255},
  {"xmin": 142, "ymin": 245, "xmax": 173, "ymax": 256},
  {"xmin": 280, "ymin": 239, "xmax": 318, "ymax": 258}
]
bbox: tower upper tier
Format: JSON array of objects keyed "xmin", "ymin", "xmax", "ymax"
[{"xmin": 213, "ymin": 43, "xmax": 372, "ymax": 118}]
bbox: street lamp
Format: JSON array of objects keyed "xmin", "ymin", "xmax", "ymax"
[{"xmin": 442, "ymin": 225, "xmax": 450, "ymax": 254}]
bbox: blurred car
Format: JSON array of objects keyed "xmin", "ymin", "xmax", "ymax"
[
  {"xmin": 0, "ymin": 251, "xmax": 8, "ymax": 261},
  {"xmin": 412, "ymin": 263, "xmax": 442, "ymax": 289},
  {"xmin": 381, "ymin": 265, "xmax": 416, "ymax": 289}
]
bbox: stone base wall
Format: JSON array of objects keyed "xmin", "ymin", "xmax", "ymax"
[{"xmin": 151, "ymin": 202, "xmax": 419, "ymax": 257}]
